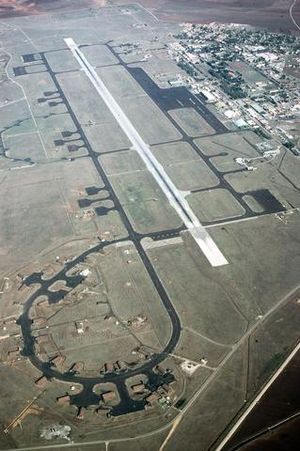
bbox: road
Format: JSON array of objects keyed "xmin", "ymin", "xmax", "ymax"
[
  {"xmin": 290, "ymin": 0, "xmax": 300, "ymax": 32},
  {"xmin": 215, "ymin": 340, "xmax": 300, "ymax": 450},
  {"xmin": 64, "ymin": 37, "xmax": 228, "ymax": 268},
  {"xmin": 124, "ymin": 66, "xmax": 228, "ymax": 134},
  {"xmin": 17, "ymin": 48, "xmax": 186, "ymax": 417},
  {"xmin": 13, "ymin": 283, "xmax": 300, "ymax": 450},
  {"xmin": 157, "ymin": 284, "xmax": 300, "ymax": 451},
  {"xmin": 2, "ymin": 12, "xmax": 296, "ymax": 450}
]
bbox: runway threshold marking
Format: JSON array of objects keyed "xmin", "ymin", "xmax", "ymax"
[{"xmin": 64, "ymin": 38, "xmax": 228, "ymax": 267}]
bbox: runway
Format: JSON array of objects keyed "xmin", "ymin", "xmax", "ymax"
[{"xmin": 64, "ymin": 37, "xmax": 228, "ymax": 267}]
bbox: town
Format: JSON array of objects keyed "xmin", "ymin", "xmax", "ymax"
[{"xmin": 169, "ymin": 23, "xmax": 300, "ymax": 156}]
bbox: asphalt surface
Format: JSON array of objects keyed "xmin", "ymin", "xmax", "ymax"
[
  {"xmin": 17, "ymin": 50, "xmax": 182, "ymax": 416},
  {"xmin": 106, "ymin": 43, "xmax": 285, "ymax": 221},
  {"xmin": 16, "ymin": 41, "xmax": 287, "ymax": 415},
  {"xmin": 65, "ymin": 37, "xmax": 228, "ymax": 267}
]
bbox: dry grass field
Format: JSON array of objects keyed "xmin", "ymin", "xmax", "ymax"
[{"xmin": 1, "ymin": 0, "xmax": 299, "ymax": 33}]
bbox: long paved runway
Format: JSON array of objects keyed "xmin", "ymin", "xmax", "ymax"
[{"xmin": 65, "ymin": 37, "xmax": 228, "ymax": 267}]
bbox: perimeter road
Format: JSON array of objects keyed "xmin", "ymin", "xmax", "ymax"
[
  {"xmin": 215, "ymin": 340, "xmax": 300, "ymax": 450},
  {"xmin": 64, "ymin": 37, "xmax": 228, "ymax": 267},
  {"xmin": 290, "ymin": 0, "xmax": 300, "ymax": 32}
]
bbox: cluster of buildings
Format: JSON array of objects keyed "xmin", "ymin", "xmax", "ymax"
[
  {"xmin": 35, "ymin": 365, "xmax": 176, "ymax": 421},
  {"xmin": 169, "ymin": 23, "xmax": 300, "ymax": 155},
  {"xmin": 0, "ymin": 316, "xmax": 22, "ymax": 364}
]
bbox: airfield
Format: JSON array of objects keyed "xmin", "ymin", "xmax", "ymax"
[{"xmin": 0, "ymin": 3, "xmax": 300, "ymax": 450}]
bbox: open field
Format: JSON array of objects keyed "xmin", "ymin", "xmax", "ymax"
[
  {"xmin": 151, "ymin": 141, "xmax": 200, "ymax": 166},
  {"xmin": 0, "ymin": 3, "xmax": 299, "ymax": 450},
  {"xmin": 118, "ymin": 95, "xmax": 182, "ymax": 145},
  {"xmin": 113, "ymin": 0, "xmax": 300, "ymax": 34},
  {"xmin": 151, "ymin": 141, "xmax": 219, "ymax": 192},
  {"xmin": 96, "ymin": 65, "xmax": 145, "ymax": 100},
  {"xmin": 194, "ymin": 130, "xmax": 300, "ymax": 212},
  {"xmin": 0, "ymin": 165, "xmax": 72, "ymax": 274},
  {"xmin": 229, "ymin": 60, "xmax": 275, "ymax": 87},
  {"xmin": 4, "ymin": 131, "xmax": 46, "ymax": 162},
  {"xmin": 46, "ymin": 49, "xmax": 81, "ymax": 73},
  {"xmin": 164, "ymin": 159, "xmax": 219, "ymax": 191},
  {"xmin": 187, "ymin": 189, "xmax": 245, "ymax": 222},
  {"xmin": 109, "ymin": 169, "xmax": 182, "ymax": 234},
  {"xmin": 84, "ymin": 121, "xmax": 131, "ymax": 154},
  {"xmin": 108, "ymin": 430, "xmax": 171, "ymax": 451},
  {"xmin": 166, "ymin": 296, "xmax": 300, "ymax": 451},
  {"xmin": 99, "ymin": 149, "xmax": 145, "ymax": 175},
  {"xmin": 160, "ymin": 213, "xmax": 300, "ymax": 450},
  {"xmin": 0, "ymin": 360, "xmax": 109, "ymax": 448},
  {"xmin": 194, "ymin": 130, "xmax": 261, "ymax": 157},
  {"xmin": 225, "ymin": 161, "xmax": 300, "ymax": 209},
  {"xmin": 0, "ymin": 157, "xmax": 128, "ymax": 275},
  {"xmin": 247, "ymin": 298, "xmax": 300, "ymax": 398},
  {"xmin": 1, "ymin": 1, "xmax": 299, "ymax": 34},
  {"xmin": 148, "ymin": 211, "xmax": 300, "ymax": 339},
  {"xmin": 147, "ymin": 241, "xmax": 248, "ymax": 345},
  {"xmin": 14, "ymin": 71, "xmax": 67, "ymax": 118},
  {"xmin": 170, "ymin": 107, "xmax": 215, "ymax": 137},
  {"xmin": 1, "ymin": 98, "xmax": 35, "ymax": 136},
  {"xmin": 57, "ymin": 71, "xmax": 116, "ymax": 126},
  {"xmin": 226, "ymin": 344, "xmax": 300, "ymax": 450},
  {"xmin": 176, "ymin": 328, "xmax": 230, "ymax": 367},
  {"xmin": 82, "ymin": 44, "xmax": 119, "ymax": 67},
  {"xmin": 95, "ymin": 242, "xmax": 172, "ymax": 348},
  {"xmin": 166, "ymin": 343, "xmax": 249, "ymax": 451},
  {"xmin": 129, "ymin": 54, "xmax": 187, "ymax": 87}
]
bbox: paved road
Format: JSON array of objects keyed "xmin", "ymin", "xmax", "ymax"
[
  {"xmin": 17, "ymin": 49, "xmax": 185, "ymax": 416},
  {"xmin": 14, "ymin": 284, "xmax": 300, "ymax": 450},
  {"xmin": 64, "ymin": 37, "xmax": 228, "ymax": 268},
  {"xmin": 290, "ymin": 0, "xmax": 300, "ymax": 32},
  {"xmin": 215, "ymin": 340, "xmax": 300, "ymax": 450}
]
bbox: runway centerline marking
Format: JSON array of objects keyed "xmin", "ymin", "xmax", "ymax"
[{"xmin": 64, "ymin": 37, "xmax": 228, "ymax": 267}]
